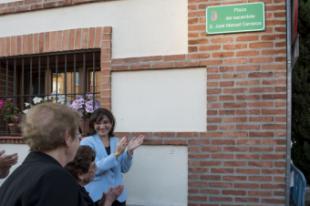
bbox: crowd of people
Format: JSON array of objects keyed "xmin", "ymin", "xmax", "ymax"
[{"xmin": 0, "ymin": 103, "xmax": 144, "ymax": 206}]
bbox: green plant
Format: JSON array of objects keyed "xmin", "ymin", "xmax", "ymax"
[{"xmin": 0, "ymin": 99, "xmax": 20, "ymax": 123}]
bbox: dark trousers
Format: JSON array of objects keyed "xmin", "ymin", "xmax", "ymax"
[{"xmin": 112, "ymin": 200, "xmax": 126, "ymax": 206}]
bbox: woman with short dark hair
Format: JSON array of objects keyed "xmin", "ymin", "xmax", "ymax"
[
  {"xmin": 66, "ymin": 146, "xmax": 96, "ymax": 183},
  {"xmin": 66, "ymin": 145, "xmax": 123, "ymax": 206},
  {"xmin": 81, "ymin": 108, "xmax": 144, "ymax": 206}
]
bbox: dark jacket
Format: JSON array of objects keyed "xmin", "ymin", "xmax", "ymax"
[{"xmin": 0, "ymin": 151, "xmax": 85, "ymax": 206}]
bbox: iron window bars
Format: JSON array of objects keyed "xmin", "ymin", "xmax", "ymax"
[{"xmin": 0, "ymin": 49, "xmax": 100, "ymax": 135}]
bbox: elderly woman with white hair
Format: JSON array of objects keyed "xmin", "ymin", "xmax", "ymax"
[{"xmin": 0, "ymin": 103, "xmax": 83, "ymax": 206}]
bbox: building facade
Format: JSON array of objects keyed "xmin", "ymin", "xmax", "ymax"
[{"xmin": 0, "ymin": 0, "xmax": 290, "ymax": 205}]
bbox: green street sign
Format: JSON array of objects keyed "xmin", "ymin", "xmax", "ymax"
[{"xmin": 206, "ymin": 2, "xmax": 265, "ymax": 35}]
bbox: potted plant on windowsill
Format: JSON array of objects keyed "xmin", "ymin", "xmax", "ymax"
[
  {"xmin": 23, "ymin": 95, "xmax": 66, "ymax": 114},
  {"xmin": 0, "ymin": 99, "xmax": 20, "ymax": 135},
  {"xmin": 69, "ymin": 94, "xmax": 101, "ymax": 136}
]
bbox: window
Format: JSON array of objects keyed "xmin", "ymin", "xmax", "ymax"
[{"xmin": 0, "ymin": 50, "xmax": 101, "ymax": 135}]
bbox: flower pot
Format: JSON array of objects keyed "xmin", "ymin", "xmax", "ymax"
[{"xmin": 7, "ymin": 123, "xmax": 20, "ymax": 135}]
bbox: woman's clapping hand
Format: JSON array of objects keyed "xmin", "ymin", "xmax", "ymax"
[
  {"xmin": 102, "ymin": 185, "xmax": 124, "ymax": 206},
  {"xmin": 115, "ymin": 137, "xmax": 128, "ymax": 156},
  {"xmin": 127, "ymin": 135, "xmax": 144, "ymax": 155}
]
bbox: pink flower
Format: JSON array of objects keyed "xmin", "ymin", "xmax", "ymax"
[
  {"xmin": 0, "ymin": 99, "xmax": 4, "ymax": 110},
  {"xmin": 69, "ymin": 94, "xmax": 101, "ymax": 118}
]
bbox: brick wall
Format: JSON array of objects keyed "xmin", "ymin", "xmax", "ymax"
[
  {"xmin": 112, "ymin": 0, "xmax": 287, "ymax": 205},
  {"xmin": 0, "ymin": 0, "xmax": 288, "ymax": 205},
  {"xmin": 187, "ymin": 1, "xmax": 287, "ymax": 205}
]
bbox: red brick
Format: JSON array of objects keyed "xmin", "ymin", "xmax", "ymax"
[
  {"xmin": 199, "ymin": 45, "xmax": 220, "ymax": 51},
  {"xmin": 223, "ymin": 176, "xmax": 247, "ymax": 181},
  {"xmin": 223, "ymin": 88, "xmax": 247, "ymax": 94},
  {"xmin": 250, "ymin": 42, "xmax": 274, "ymax": 48},
  {"xmin": 248, "ymin": 161, "xmax": 273, "ymax": 167},
  {"xmin": 250, "ymin": 57, "xmax": 274, "ymax": 63},
  {"xmin": 248, "ymin": 190, "xmax": 273, "ymax": 197},
  {"xmin": 189, "ymin": 195, "xmax": 207, "ymax": 201},
  {"xmin": 209, "ymin": 182, "xmax": 233, "ymax": 188},
  {"xmin": 10, "ymin": 37, "xmax": 17, "ymax": 55},
  {"xmin": 249, "ymin": 132, "xmax": 274, "ymax": 137},
  {"xmin": 236, "ymin": 35, "xmax": 259, "ymax": 41},
  {"xmin": 262, "ymin": 34, "xmax": 286, "ymax": 41},
  {"xmin": 210, "ymin": 37, "xmax": 234, "ymax": 44},
  {"xmin": 223, "ymin": 102, "xmax": 246, "ymax": 108},
  {"xmin": 207, "ymin": 89, "xmax": 221, "ymax": 94},
  {"xmin": 249, "ymin": 72, "xmax": 273, "ymax": 78},
  {"xmin": 236, "ymin": 169, "xmax": 260, "ymax": 175},
  {"xmin": 261, "ymin": 198, "xmax": 285, "ymax": 204},
  {"xmin": 223, "ymin": 161, "xmax": 246, "ymax": 167},
  {"xmin": 223, "ymin": 44, "xmax": 247, "ymax": 50},
  {"xmin": 211, "ymin": 154, "xmax": 234, "ymax": 159},
  {"xmin": 236, "ymin": 50, "xmax": 259, "ymax": 56},
  {"xmin": 250, "ymin": 146, "xmax": 274, "ymax": 152},
  {"xmin": 201, "ymin": 146, "xmax": 221, "ymax": 152},
  {"xmin": 209, "ymin": 196, "xmax": 232, "ymax": 202},
  {"xmin": 218, "ymin": 125, "xmax": 235, "ymax": 130},
  {"xmin": 219, "ymin": 95, "xmax": 234, "ymax": 101},
  {"xmin": 223, "ymin": 58, "xmax": 248, "ymax": 65},
  {"xmin": 236, "ymin": 154, "xmax": 260, "ymax": 160},
  {"xmin": 235, "ymin": 197, "xmax": 259, "ymax": 203},
  {"xmin": 235, "ymin": 183, "xmax": 260, "ymax": 189},
  {"xmin": 212, "ymin": 52, "xmax": 234, "ymax": 58}
]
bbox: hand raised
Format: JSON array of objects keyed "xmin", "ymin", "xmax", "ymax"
[
  {"xmin": 102, "ymin": 185, "xmax": 124, "ymax": 206},
  {"xmin": 111, "ymin": 185, "xmax": 124, "ymax": 197},
  {"xmin": 115, "ymin": 136, "xmax": 128, "ymax": 155},
  {"xmin": 127, "ymin": 135, "xmax": 144, "ymax": 155},
  {"xmin": 0, "ymin": 150, "xmax": 18, "ymax": 169}
]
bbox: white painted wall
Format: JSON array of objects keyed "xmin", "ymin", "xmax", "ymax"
[
  {"xmin": 124, "ymin": 146, "xmax": 188, "ymax": 206},
  {"xmin": 0, "ymin": 0, "xmax": 18, "ymax": 3},
  {"xmin": 112, "ymin": 68, "xmax": 207, "ymax": 132},
  {"xmin": 0, "ymin": 144, "xmax": 188, "ymax": 206},
  {"xmin": 0, "ymin": 144, "xmax": 29, "ymax": 185},
  {"xmin": 0, "ymin": 0, "xmax": 188, "ymax": 58}
]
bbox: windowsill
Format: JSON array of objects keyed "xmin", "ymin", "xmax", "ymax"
[{"xmin": 0, "ymin": 136, "xmax": 24, "ymax": 144}]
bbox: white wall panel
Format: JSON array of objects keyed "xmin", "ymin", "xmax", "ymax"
[
  {"xmin": 124, "ymin": 146, "xmax": 187, "ymax": 206},
  {"xmin": 0, "ymin": 0, "xmax": 187, "ymax": 58},
  {"xmin": 112, "ymin": 68, "xmax": 207, "ymax": 132},
  {"xmin": 0, "ymin": 0, "xmax": 18, "ymax": 3}
]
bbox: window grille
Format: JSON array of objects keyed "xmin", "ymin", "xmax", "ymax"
[{"xmin": 0, "ymin": 50, "xmax": 101, "ymax": 135}]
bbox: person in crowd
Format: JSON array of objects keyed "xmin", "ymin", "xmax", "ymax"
[
  {"xmin": 80, "ymin": 108, "xmax": 144, "ymax": 206},
  {"xmin": 0, "ymin": 103, "xmax": 83, "ymax": 206},
  {"xmin": 65, "ymin": 145, "xmax": 124, "ymax": 206},
  {"xmin": 0, "ymin": 150, "xmax": 18, "ymax": 178}
]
